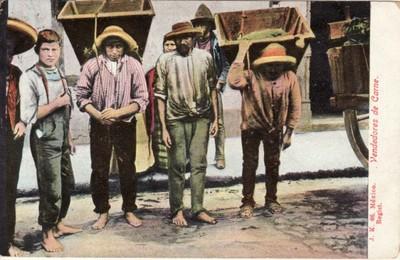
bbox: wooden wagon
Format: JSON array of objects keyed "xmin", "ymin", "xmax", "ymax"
[
  {"xmin": 57, "ymin": 0, "xmax": 155, "ymax": 65},
  {"xmin": 327, "ymin": 19, "xmax": 369, "ymax": 168}
]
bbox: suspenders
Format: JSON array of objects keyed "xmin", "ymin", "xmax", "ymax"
[{"xmin": 35, "ymin": 64, "xmax": 70, "ymax": 105}]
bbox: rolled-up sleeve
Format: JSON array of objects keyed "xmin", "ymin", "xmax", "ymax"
[
  {"xmin": 286, "ymin": 72, "xmax": 302, "ymax": 129},
  {"xmin": 130, "ymin": 59, "xmax": 149, "ymax": 113},
  {"xmin": 76, "ymin": 61, "xmax": 94, "ymax": 111},
  {"xmin": 154, "ymin": 55, "xmax": 167, "ymax": 101},
  {"xmin": 19, "ymin": 72, "xmax": 39, "ymax": 125}
]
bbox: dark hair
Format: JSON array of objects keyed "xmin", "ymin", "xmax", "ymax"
[
  {"xmin": 34, "ymin": 29, "xmax": 61, "ymax": 54},
  {"xmin": 101, "ymin": 36, "xmax": 127, "ymax": 53}
]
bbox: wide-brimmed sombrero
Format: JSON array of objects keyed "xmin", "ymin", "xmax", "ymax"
[
  {"xmin": 191, "ymin": 4, "xmax": 215, "ymax": 30},
  {"xmin": 253, "ymin": 43, "xmax": 297, "ymax": 67},
  {"xmin": 7, "ymin": 17, "xmax": 37, "ymax": 54},
  {"xmin": 94, "ymin": 25, "xmax": 138, "ymax": 52},
  {"xmin": 164, "ymin": 21, "xmax": 202, "ymax": 40}
]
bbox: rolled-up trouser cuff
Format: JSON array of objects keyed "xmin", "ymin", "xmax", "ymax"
[
  {"xmin": 41, "ymin": 223, "xmax": 56, "ymax": 232},
  {"xmin": 170, "ymin": 207, "xmax": 185, "ymax": 218},
  {"xmin": 123, "ymin": 204, "xmax": 138, "ymax": 213},
  {"xmin": 93, "ymin": 205, "xmax": 111, "ymax": 214},
  {"xmin": 241, "ymin": 197, "xmax": 256, "ymax": 208},
  {"xmin": 191, "ymin": 207, "xmax": 207, "ymax": 216}
]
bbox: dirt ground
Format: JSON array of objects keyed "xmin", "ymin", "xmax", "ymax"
[{"xmin": 14, "ymin": 177, "xmax": 368, "ymax": 258}]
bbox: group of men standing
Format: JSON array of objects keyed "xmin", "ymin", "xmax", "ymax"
[{"xmin": 3, "ymin": 3, "xmax": 301, "ymax": 256}]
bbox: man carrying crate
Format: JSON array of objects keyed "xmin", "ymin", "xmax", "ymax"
[{"xmin": 227, "ymin": 41, "xmax": 302, "ymax": 218}]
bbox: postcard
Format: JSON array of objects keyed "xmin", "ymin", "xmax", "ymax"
[{"xmin": 1, "ymin": 0, "xmax": 399, "ymax": 258}]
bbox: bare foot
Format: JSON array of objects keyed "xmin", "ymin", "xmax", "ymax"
[
  {"xmin": 239, "ymin": 205, "xmax": 254, "ymax": 218},
  {"xmin": 54, "ymin": 221, "xmax": 83, "ymax": 237},
  {"xmin": 196, "ymin": 211, "xmax": 217, "ymax": 224},
  {"xmin": 172, "ymin": 210, "xmax": 188, "ymax": 227},
  {"xmin": 41, "ymin": 229, "xmax": 63, "ymax": 253},
  {"xmin": 8, "ymin": 244, "xmax": 26, "ymax": 257},
  {"xmin": 92, "ymin": 213, "xmax": 109, "ymax": 230},
  {"xmin": 125, "ymin": 212, "xmax": 142, "ymax": 227}
]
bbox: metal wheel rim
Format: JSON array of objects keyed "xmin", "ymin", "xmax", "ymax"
[{"xmin": 343, "ymin": 109, "xmax": 369, "ymax": 169}]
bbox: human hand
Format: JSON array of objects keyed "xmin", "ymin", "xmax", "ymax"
[
  {"xmin": 55, "ymin": 93, "xmax": 71, "ymax": 108},
  {"xmin": 162, "ymin": 128, "xmax": 172, "ymax": 149},
  {"xmin": 216, "ymin": 80, "xmax": 225, "ymax": 92},
  {"xmin": 282, "ymin": 128, "xmax": 293, "ymax": 151},
  {"xmin": 68, "ymin": 131, "xmax": 76, "ymax": 155},
  {"xmin": 99, "ymin": 118, "xmax": 116, "ymax": 125},
  {"xmin": 209, "ymin": 119, "xmax": 218, "ymax": 137},
  {"xmin": 13, "ymin": 122, "xmax": 26, "ymax": 139},
  {"xmin": 282, "ymin": 133, "xmax": 291, "ymax": 150},
  {"xmin": 93, "ymin": 110, "xmax": 115, "ymax": 125},
  {"xmin": 100, "ymin": 108, "xmax": 121, "ymax": 121}
]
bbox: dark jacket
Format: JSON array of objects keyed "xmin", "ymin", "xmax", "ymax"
[{"xmin": 210, "ymin": 32, "xmax": 230, "ymax": 89}]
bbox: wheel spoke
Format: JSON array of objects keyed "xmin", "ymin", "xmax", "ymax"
[{"xmin": 357, "ymin": 114, "xmax": 369, "ymax": 121}]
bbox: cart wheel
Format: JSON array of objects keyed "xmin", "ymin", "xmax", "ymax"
[{"xmin": 343, "ymin": 109, "xmax": 369, "ymax": 169}]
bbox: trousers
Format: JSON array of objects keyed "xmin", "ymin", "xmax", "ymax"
[
  {"xmin": 214, "ymin": 91, "xmax": 225, "ymax": 160},
  {"xmin": 30, "ymin": 108, "xmax": 74, "ymax": 230},
  {"xmin": 5, "ymin": 121, "xmax": 24, "ymax": 242},
  {"xmin": 167, "ymin": 117, "xmax": 210, "ymax": 216},
  {"xmin": 241, "ymin": 129, "xmax": 282, "ymax": 207},
  {"xmin": 90, "ymin": 120, "xmax": 137, "ymax": 213}
]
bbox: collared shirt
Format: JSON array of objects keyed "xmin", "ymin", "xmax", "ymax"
[
  {"xmin": 76, "ymin": 54, "xmax": 148, "ymax": 122},
  {"xmin": 227, "ymin": 61, "xmax": 302, "ymax": 131},
  {"xmin": 154, "ymin": 48, "xmax": 216, "ymax": 121},
  {"xmin": 19, "ymin": 64, "xmax": 70, "ymax": 125}
]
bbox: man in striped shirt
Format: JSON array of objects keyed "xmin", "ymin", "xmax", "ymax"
[{"xmin": 76, "ymin": 26, "xmax": 148, "ymax": 229}]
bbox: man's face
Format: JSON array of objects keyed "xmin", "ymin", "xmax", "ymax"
[
  {"xmin": 259, "ymin": 63, "xmax": 286, "ymax": 81},
  {"xmin": 39, "ymin": 42, "xmax": 61, "ymax": 68},
  {"xmin": 6, "ymin": 34, "xmax": 17, "ymax": 65},
  {"xmin": 163, "ymin": 40, "xmax": 176, "ymax": 53},
  {"xmin": 175, "ymin": 35, "xmax": 193, "ymax": 56},
  {"xmin": 194, "ymin": 23, "xmax": 211, "ymax": 41},
  {"xmin": 104, "ymin": 38, "xmax": 125, "ymax": 61}
]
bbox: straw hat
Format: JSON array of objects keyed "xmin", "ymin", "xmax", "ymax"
[
  {"xmin": 191, "ymin": 4, "xmax": 215, "ymax": 30},
  {"xmin": 7, "ymin": 17, "xmax": 37, "ymax": 54},
  {"xmin": 253, "ymin": 43, "xmax": 296, "ymax": 67},
  {"xmin": 165, "ymin": 21, "xmax": 202, "ymax": 40},
  {"xmin": 94, "ymin": 25, "xmax": 138, "ymax": 52}
]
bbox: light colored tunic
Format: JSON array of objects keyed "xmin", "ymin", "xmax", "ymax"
[
  {"xmin": 19, "ymin": 65, "xmax": 68, "ymax": 125},
  {"xmin": 154, "ymin": 48, "xmax": 216, "ymax": 121}
]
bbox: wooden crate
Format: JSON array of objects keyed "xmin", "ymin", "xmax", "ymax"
[
  {"xmin": 58, "ymin": 0, "xmax": 155, "ymax": 65},
  {"xmin": 327, "ymin": 44, "xmax": 369, "ymax": 95},
  {"xmin": 214, "ymin": 7, "xmax": 315, "ymax": 66}
]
